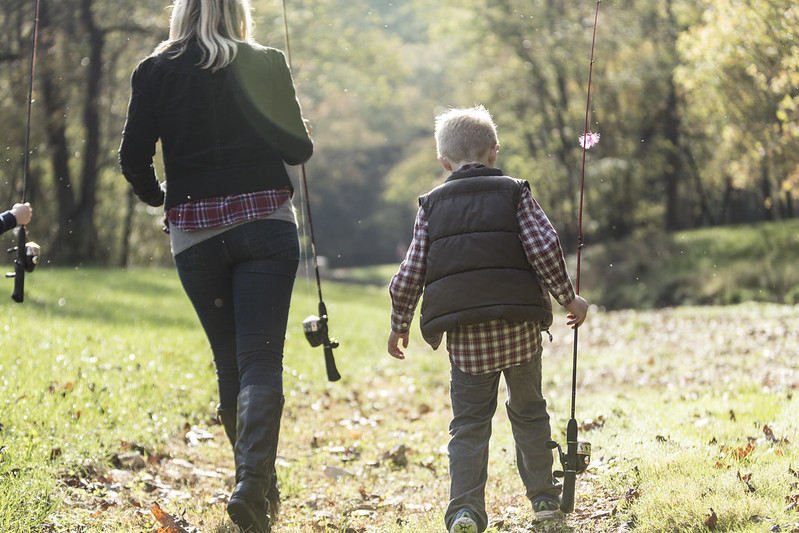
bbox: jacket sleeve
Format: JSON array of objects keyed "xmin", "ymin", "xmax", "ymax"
[
  {"xmin": 264, "ymin": 49, "xmax": 314, "ymax": 165},
  {"xmin": 266, "ymin": 48, "xmax": 313, "ymax": 165},
  {"xmin": 0, "ymin": 210, "xmax": 16, "ymax": 235},
  {"xmin": 118, "ymin": 60, "xmax": 165, "ymax": 207}
]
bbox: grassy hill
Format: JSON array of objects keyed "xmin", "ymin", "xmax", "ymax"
[{"xmin": 579, "ymin": 218, "xmax": 799, "ymax": 309}]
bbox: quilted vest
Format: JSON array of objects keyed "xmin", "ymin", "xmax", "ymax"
[{"xmin": 418, "ymin": 169, "xmax": 552, "ymax": 346}]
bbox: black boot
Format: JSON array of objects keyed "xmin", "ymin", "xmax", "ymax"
[
  {"xmin": 217, "ymin": 404, "xmax": 282, "ymax": 518},
  {"xmin": 227, "ymin": 386, "xmax": 284, "ymax": 533},
  {"xmin": 216, "ymin": 406, "xmax": 237, "ymax": 448}
]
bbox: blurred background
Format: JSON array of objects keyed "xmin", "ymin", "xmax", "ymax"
[{"xmin": 1, "ymin": 0, "xmax": 797, "ymax": 306}]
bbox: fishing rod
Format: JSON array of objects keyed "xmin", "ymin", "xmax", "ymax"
[
  {"xmin": 549, "ymin": 0, "xmax": 601, "ymax": 514},
  {"xmin": 281, "ymin": 0, "xmax": 341, "ymax": 382},
  {"xmin": 6, "ymin": 0, "xmax": 42, "ymax": 303}
]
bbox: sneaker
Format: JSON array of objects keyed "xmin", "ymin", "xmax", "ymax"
[
  {"xmin": 449, "ymin": 508, "xmax": 478, "ymax": 533},
  {"xmin": 531, "ymin": 494, "xmax": 562, "ymax": 522}
]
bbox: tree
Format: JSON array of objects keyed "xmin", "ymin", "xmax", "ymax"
[
  {"xmin": 676, "ymin": 0, "xmax": 799, "ymax": 223},
  {"xmin": 2, "ymin": 0, "xmax": 797, "ymax": 269},
  {"xmin": 0, "ymin": 0, "xmax": 167, "ymax": 265}
]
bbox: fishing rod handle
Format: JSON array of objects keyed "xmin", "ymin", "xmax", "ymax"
[
  {"xmin": 324, "ymin": 344, "xmax": 341, "ymax": 382},
  {"xmin": 11, "ymin": 226, "xmax": 26, "ymax": 303},
  {"xmin": 560, "ymin": 418, "xmax": 579, "ymax": 513}
]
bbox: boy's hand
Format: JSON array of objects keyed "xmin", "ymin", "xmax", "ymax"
[
  {"xmin": 387, "ymin": 330, "xmax": 409, "ymax": 360},
  {"xmin": 565, "ymin": 295, "xmax": 589, "ymax": 328}
]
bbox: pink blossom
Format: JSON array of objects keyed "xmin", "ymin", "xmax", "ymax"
[{"xmin": 578, "ymin": 131, "xmax": 600, "ymax": 149}]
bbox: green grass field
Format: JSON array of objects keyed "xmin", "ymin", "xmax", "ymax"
[
  {"xmin": 1, "ymin": 223, "xmax": 798, "ymax": 532},
  {"xmin": 580, "ymin": 218, "xmax": 799, "ymax": 309}
]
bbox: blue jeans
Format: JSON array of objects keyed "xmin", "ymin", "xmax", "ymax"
[
  {"xmin": 445, "ymin": 348, "xmax": 560, "ymax": 532},
  {"xmin": 174, "ymin": 219, "xmax": 299, "ymax": 409}
]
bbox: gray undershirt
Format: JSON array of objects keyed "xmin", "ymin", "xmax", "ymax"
[{"xmin": 169, "ymin": 198, "xmax": 298, "ymax": 256}]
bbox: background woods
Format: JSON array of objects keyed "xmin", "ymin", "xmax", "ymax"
[{"xmin": 0, "ymin": 0, "xmax": 797, "ymax": 268}]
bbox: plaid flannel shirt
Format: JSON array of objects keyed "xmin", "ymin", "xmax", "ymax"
[
  {"xmin": 389, "ymin": 183, "xmax": 576, "ymax": 375},
  {"xmin": 166, "ymin": 188, "xmax": 292, "ymax": 231}
]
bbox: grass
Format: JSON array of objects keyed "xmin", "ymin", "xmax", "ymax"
[
  {"xmin": 0, "ymin": 260, "xmax": 798, "ymax": 532},
  {"xmin": 579, "ymin": 218, "xmax": 799, "ymax": 309}
]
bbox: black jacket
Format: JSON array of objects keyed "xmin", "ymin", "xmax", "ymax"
[
  {"xmin": 119, "ymin": 41, "xmax": 313, "ymax": 209},
  {"xmin": 418, "ymin": 167, "xmax": 552, "ymax": 346}
]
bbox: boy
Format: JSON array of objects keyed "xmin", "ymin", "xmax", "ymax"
[
  {"xmin": 0, "ymin": 203, "xmax": 32, "ymax": 235},
  {"xmin": 386, "ymin": 106, "xmax": 588, "ymax": 533}
]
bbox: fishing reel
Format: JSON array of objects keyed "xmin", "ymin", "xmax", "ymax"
[
  {"xmin": 6, "ymin": 226, "xmax": 39, "ymax": 303},
  {"xmin": 548, "ymin": 438, "xmax": 592, "ymax": 477},
  {"xmin": 302, "ymin": 301, "xmax": 341, "ymax": 382},
  {"xmin": 6, "ymin": 233, "xmax": 40, "ymax": 274},
  {"xmin": 302, "ymin": 313, "xmax": 337, "ymax": 349}
]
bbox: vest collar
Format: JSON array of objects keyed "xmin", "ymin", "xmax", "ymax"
[{"xmin": 446, "ymin": 164, "xmax": 504, "ymax": 182}]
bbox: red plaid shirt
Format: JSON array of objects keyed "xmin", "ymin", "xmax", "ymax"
[
  {"xmin": 166, "ymin": 188, "xmax": 292, "ymax": 231},
  {"xmin": 389, "ymin": 182, "xmax": 576, "ymax": 375}
]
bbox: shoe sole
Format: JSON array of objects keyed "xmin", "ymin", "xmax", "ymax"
[{"xmin": 534, "ymin": 509, "xmax": 563, "ymax": 522}]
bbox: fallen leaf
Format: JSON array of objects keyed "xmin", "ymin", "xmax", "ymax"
[
  {"xmin": 579, "ymin": 416, "xmax": 605, "ymax": 432},
  {"xmin": 721, "ymin": 442, "xmax": 755, "ymax": 460},
  {"xmin": 382, "ymin": 444, "xmax": 408, "ymax": 467},
  {"xmin": 151, "ymin": 502, "xmax": 192, "ymax": 533},
  {"xmin": 763, "ymin": 424, "xmax": 789, "ymax": 444},
  {"xmin": 624, "ymin": 487, "xmax": 640, "ymax": 502},
  {"xmin": 736, "ymin": 471, "xmax": 756, "ymax": 493},
  {"xmin": 705, "ymin": 507, "xmax": 717, "ymax": 530},
  {"xmin": 112, "ymin": 452, "xmax": 146, "ymax": 471}
]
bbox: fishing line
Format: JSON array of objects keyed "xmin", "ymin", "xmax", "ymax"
[
  {"xmin": 21, "ymin": 0, "xmax": 41, "ymax": 203},
  {"xmin": 280, "ymin": 0, "xmax": 341, "ymax": 381},
  {"xmin": 571, "ymin": 0, "xmax": 601, "ymax": 420}
]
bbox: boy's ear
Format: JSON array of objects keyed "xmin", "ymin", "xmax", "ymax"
[
  {"xmin": 439, "ymin": 156, "xmax": 453, "ymax": 171},
  {"xmin": 488, "ymin": 144, "xmax": 500, "ymax": 166}
]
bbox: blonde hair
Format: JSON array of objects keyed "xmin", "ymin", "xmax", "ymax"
[
  {"xmin": 154, "ymin": 0, "xmax": 254, "ymax": 71},
  {"xmin": 434, "ymin": 105, "xmax": 499, "ymax": 163}
]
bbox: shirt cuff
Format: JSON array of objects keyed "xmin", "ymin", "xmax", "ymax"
[
  {"xmin": 390, "ymin": 313, "xmax": 411, "ymax": 333},
  {"xmin": 553, "ymin": 286, "xmax": 577, "ymax": 308}
]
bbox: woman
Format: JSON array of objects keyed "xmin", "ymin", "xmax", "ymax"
[{"xmin": 119, "ymin": 1, "xmax": 312, "ymax": 531}]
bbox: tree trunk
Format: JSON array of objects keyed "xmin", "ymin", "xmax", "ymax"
[
  {"xmin": 76, "ymin": 0, "xmax": 104, "ymax": 260},
  {"xmin": 38, "ymin": 0, "xmax": 105, "ymax": 264},
  {"xmin": 663, "ymin": 78, "xmax": 681, "ymax": 231},
  {"xmin": 662, "ymin": 0, "xmax": 681, "ymax": 232},
  {"xmin": 760, "ymin": 155, "xmax": 773, "ymax": 221}
]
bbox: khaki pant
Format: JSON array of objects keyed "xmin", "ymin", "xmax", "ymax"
[{"xmin": 445, "ymin": 348, "xmax": 560, "ymax": 532}]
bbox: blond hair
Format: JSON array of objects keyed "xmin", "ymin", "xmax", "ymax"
[
  {"xmin": 154, "ymin": 0, "xmax": 254, "ymax": 71},
  {"xmin": 434, "ymin": 105, "xmax": 499, "ymax": 163}
]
